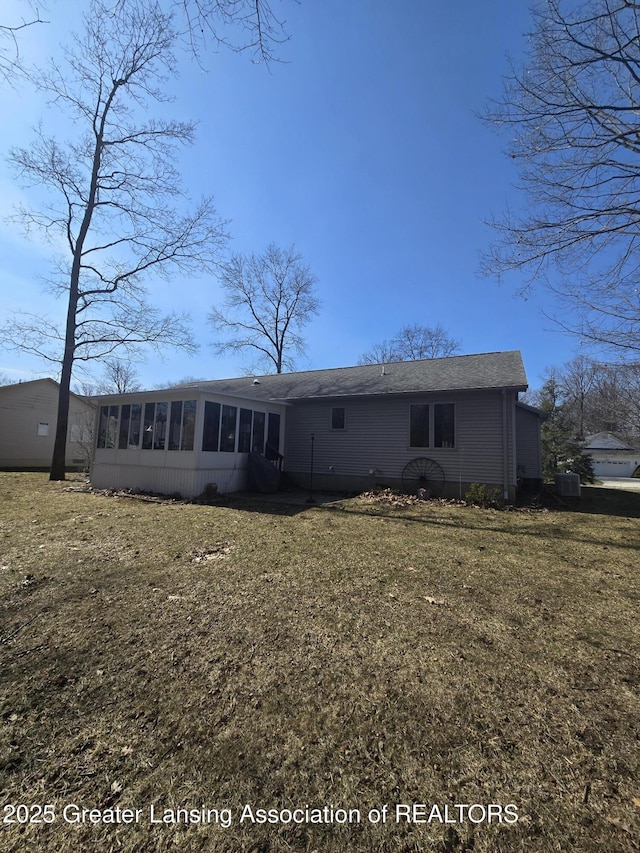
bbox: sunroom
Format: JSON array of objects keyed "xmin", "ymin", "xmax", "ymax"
[{"xmin": 91, "ymin": 387, "xmax": 288, "ymax": 498}]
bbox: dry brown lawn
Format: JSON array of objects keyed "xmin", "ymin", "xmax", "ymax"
[{"xmin": 0, "ymin": 473, "xmax": 638, "ymax": 852}]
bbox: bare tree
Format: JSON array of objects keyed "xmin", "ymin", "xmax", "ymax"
[
  {"xmin": 96, "ymin": 359, "xmax": 142, "ymax": 395},
  {"xmin": 359, "ymin": 323, "xmax": 460, "ymax": 364},
  {"xmin": 585, "ymin": 363, "xmax": 636, "ymax": 436},
  {"xmin": 482, "ymin": 0, "xmax": 640, "ymax": 355},
  {"xmin": 557, "ymin": 356, "xmax": 598, "ymax": 439},
  {"xmin": 209, "ymin": 243, "xmax": 320, "ymax": 373},
  {"xmin": 530, "ymin": 356, "xmax": 640, "ymax": 444},
  {"xmin": 357, "ymin": 339, "xmax": 398, "ymax": 366},
  {"xmin": 0, "ymin": 0, "xmax": 229, "ymax": 480},
  {"xmin": 536, "ymin": 371, "xmax": 595, "ymax": 483},
  {"xmin": 162, "ymin": 374, "xmax": 208, "ymax": 387}
]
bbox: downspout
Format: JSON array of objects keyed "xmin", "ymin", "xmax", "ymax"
[{"xmin": 502, "ymin": 388, "xmax": 509, "ymax": 501}]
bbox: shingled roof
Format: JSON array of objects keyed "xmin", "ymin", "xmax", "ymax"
[
  {"xmin": 585, "ymin": 432, "xmax": 636, "ymax": 451},
  {"xmin": 181, "ymin": 350, "xmax": 528, "ymax": 402}
]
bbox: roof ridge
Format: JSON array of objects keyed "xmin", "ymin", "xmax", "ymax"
[{"xmin": 185, "ymin": 350, "xmax": 523, "ymax": 386}]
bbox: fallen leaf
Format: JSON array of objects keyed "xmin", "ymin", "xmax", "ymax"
[{"xmin": 605, "ymin": 816, "xmax": 632, "ymax": 833}]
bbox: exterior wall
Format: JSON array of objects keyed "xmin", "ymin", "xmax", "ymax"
[
  {"xmin": 515, "ymin": 405, "xmax": 544, "ymax": 480},
  {"xmin": 282, "ymin": 389, "xmax": 520, "ymax": 500},
  {"xmin": 87, "ymin": 383, "xmax": 533, "ymax": 501},
  {"xmin": 0, "ymin": 380, "xmax": 94, "ymax": 468},
  {"xmin": 90, "ymin": 390, "xmax": 287, "ymax": 497},
  {"xmin": 91, "ymin": 457, "xmax": 249, "ymax": 496},
  {"xmin": 590, "ymin": 451, "xmax": 640, "ymax": 478}
]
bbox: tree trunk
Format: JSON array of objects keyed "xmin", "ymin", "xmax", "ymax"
[
  {"xmin": 49, "ymin": 354, "xmax": 73, "ymax": 480},
  {"xmin": 49, "ymin": 268, "xmax": 80, "ymax": 480}
]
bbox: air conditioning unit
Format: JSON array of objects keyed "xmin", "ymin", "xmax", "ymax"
[{"xmin": 555, "ymin": 472, "xmax": 581, "ymax": 497}]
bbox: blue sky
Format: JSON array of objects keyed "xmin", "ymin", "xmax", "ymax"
[{"xmin": 0, "ymin": 0, "xmax": 586, "ymax": 391}]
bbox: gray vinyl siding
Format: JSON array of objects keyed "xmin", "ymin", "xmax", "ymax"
[
  {"xmin": 515, "ymin": 406, "xmax": 544, "ymax": 479},
  {"xmin": 283, "ymin": 389, "xmax": 518, "ymax": 492}
]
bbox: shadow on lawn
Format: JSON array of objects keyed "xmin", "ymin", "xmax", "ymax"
[
  {"xmin": 574, "ymin": 485, "xmax": 640, "ymax": 518},
  {"xmin": 218, "ymin": 490, "xmax": 348, "ymax": 518},
  {"xmin": 232, "ymin": 484, "xmax": 640, "ymax": 519}
]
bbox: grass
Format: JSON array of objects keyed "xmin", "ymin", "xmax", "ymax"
[{"xmin": 0, "ymin": 473, "xmax": 638, "ymax": 853}]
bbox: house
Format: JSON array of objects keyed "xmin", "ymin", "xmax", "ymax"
[
  {"xmin": 90, "ymin": 350, "xmax": 544, "ymax": 501},
  {"xmin": 584, "ymin": 432, "xmax": 640, "ymax": 478},
  {"xmin": 0, "ymin": 378, "xmax": 96, "ymax": 469}
]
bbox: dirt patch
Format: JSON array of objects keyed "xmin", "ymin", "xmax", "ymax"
[{"xmin": 191, "ymin": 542, "xmax": 235, "ymax": 562}]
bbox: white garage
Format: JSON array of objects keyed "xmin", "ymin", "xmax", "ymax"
[{"xmin": 585, "ymin": 432, "xmax": 640, "ymax": 478}]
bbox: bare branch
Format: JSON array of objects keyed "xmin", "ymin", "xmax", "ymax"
[
  {"xmin": 359, "ymin": 324, "xmax": 461, "ymax": 365},
  {"xmin": 482, "ymin": 0, "xmax": 640, "ymax": 354},
  {"xmin": 0, "ymin": 6, "xmax": 48, "ymax": 82},
  {"xmin": 208, "ymin": 243, "xmax": 320, "ymax": 373},
  {"xmin": 175, "ymin": 0, "xmax": 292, "ymax": 65}
]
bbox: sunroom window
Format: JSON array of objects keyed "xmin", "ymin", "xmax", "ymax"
[
  {"xmin": 118, "ymin": 405, "xmax": 131, "ymax": 449},
  {"xmin": 153, "ymin": 402, "xmax": 168, "ymax": 450},
  {"xmin": 252, "ymin": 410, "xmax": 265, "ymax": 453},
  {"xmin": 140, "ymin": 402, "xmax": 168, "ymax": 450},
  {"xmin": 128, "ymin": 403, "xmax": 142, "ymax": 448},
  {"xmin": 220, "ymin": 405, "xmax": 237, "ymax": 452},
  {"xmin": 181, "ymin": 400, "xmax": 196, "ymax": 450},
  {"xmin": 97, "ymin": 405, "xmax": 119, "ymax": 448},
  {"xmin": 202, "ymin": 401, "xmax": 221, "ymax": 451},
  {"xmin": 238, "ymin": 408, "xmax": 253, "ymax": 453}
]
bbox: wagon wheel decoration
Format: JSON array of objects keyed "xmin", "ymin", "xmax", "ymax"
[{"xmin": 401, "ymin": 457, "xmax": 445, "ymax": 498}]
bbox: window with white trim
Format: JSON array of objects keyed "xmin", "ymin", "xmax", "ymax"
[
  {"xmin": 220, "ymin": 405, "xmax": 237, "ymax": 452},
  {"xmin": 97, "ymin": 405, "xmax": 119, "ymax": 448},
  {"xmin": 252, "ymin": 410, "xmax": 265, "ymax": 453},
  {"xmin": 238, "ymin": 408, "xmax": 253, "ymax": 453},
  {"xmin": 202, "ymin": 401, "xmax": 221, "ymax": 451},
  {"xmin": 167, "ymin": 401, "xmax": 196, "ymax": 451}
]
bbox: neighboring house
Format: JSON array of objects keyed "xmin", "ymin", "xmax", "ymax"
[
  {"xmin": 91, "ymin": 350, "xmax": 544, "ymax": 501},
  {"xmin": 0, "ymin": 379, "xmax": 96, "ymax": 469},
  {"xmin": 584, "ymin": 432, "xmax": 640, "ymax": 478}
]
